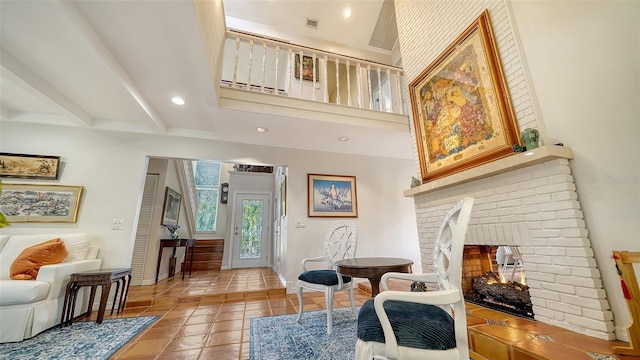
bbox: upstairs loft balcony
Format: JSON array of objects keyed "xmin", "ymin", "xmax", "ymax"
[{"xmin": 217, "ymin": 30, "xmax": 409, "ymax": 131}]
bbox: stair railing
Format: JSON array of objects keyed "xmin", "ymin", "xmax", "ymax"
[{"xmin": 222, "ymin": 30, "xmax": 406, "ymax": 115}]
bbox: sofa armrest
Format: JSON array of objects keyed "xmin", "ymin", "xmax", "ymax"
[{"xmin": 36, "ymin": 259, "xmax": 103, "ymax": 300}]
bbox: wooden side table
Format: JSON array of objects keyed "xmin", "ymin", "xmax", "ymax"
[
  {"xmin": 60, "ymin": 268, "xmax": 132, "ymax": 327},
  {"xmin": 155, "ymin": 238, "xmax": 196, "ymax": 284},
  {"xmin": 336, "ymin": 257, "xmax": 413, "ymax": 297}
]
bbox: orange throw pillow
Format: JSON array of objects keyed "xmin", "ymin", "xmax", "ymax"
[{"xmin": 10, "ymin": 238, "xmax": 68, "ymax": 280}]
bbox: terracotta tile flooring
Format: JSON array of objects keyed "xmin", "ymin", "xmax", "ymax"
[{"xmin": 91, "ymin": 268, "xmax": 638, "ymax": 360}]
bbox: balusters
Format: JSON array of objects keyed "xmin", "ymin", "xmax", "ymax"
[
  {"xmin": 376, "ymin": 67, "xmax": 382, "ymax": 111},
  {"xmin": 334, "ymin": 58, "xmax": 340, "ymax": 105},
  {"xmin": 386, "ymin": 68, "xmax": 392, "ymax": 113},
  {"xmin": 367, "ymin": 64, "xmax": 373, "ymax": 110},
  {"xmin": 223, "ymin": 31, "xmax": 405, "ymax": 114},
  {"xmin": 261, "ymin": 42, "xmax": 267, "ymax": 93},
  {"xmin": 323, "ymin": 55, "xmax": 329, "ymax": 103},
  {"xmin": 395, "ymin": 70, "xmax": 403, "ymax": 114},
  {"xmin": 356, "ymin": 63, "xmax": 362, "ymax": 109},
  {"xmin": 298, "ymin": 50, "xmax": 304, "ymax": 96},
  {"xmin": 287, "ymin": 48, "xmax": 292, "ymax": 95},
  {"xmin": 247, "ymin": 40, "xmax": 254, "ymax": 90},
  {"xmin": 275, "ymin": 45, "xmax": 280, "ymax": 95},
  {"xmin": 312, "ymin": 53, "xmax": 317, "ymax": 101},
  {"xmin": 346, "ymin": 60, "xmax": 352, "ymax": 107},
  {"xmin": 232, "ymin": 36, "xmax": 240, "ymax": 88}
]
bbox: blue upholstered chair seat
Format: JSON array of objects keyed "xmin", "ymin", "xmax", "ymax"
[
  {"xmin": 298, "ymin": 270, "xmax": 351, "ymax": 286},
  {"xmin": 357, "ymin": 299, "xmax": 456, "ymax": 350}
]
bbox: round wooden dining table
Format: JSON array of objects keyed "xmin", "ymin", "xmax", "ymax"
[{"xmin": 336, "ymin": 257, "xmax": 413, "ymax": 297}]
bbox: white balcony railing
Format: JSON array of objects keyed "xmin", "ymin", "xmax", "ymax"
[{"xmin": 221, "ymin": 30, "xmax": 406, "ymax": 115}]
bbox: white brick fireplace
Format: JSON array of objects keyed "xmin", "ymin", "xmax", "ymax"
[{"xmin": 405, "ymin": 145, "xmax": 615, "ymax": 340}]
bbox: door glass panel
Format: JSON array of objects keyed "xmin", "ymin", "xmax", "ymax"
[{"xmin": 240, "ymin": 199, "xmax": 263, "ymax": 259}]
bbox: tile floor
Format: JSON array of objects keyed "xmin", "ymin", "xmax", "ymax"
[{"xmin": 86, "ymin": 268, "xmax": 638, "ymax": 360}]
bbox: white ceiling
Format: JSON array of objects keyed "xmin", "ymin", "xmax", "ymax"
[{"xmin": 0, "ymin": 0, "xmax": 412, "ymax": 160}]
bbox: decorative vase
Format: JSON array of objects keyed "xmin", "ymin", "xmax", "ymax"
[
  {"xmin": 521, "ymin": 128, "xmax": 540, "ymax": 150},
  {"xmin": 169, "ymin": 231, "xmax": 178, "ymax": 239}
]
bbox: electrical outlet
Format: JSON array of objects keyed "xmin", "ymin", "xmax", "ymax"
[
  {"xmin": 111, "ymin": 219, "xmax": 124, "ymax": 230},
  {"xmin": 295, "ymin": 220, "xmax": 305, "ymax": 228}
]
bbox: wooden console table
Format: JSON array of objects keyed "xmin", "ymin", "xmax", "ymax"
[
  {"xmin": 155, "ymin": 238, "xmax": 196, "ymax": 284},
  {"xmin": 336, "ymin": 257, "xmax": 413, "ymax": 297},
  {"xmin": 60, "ymin": 268, "xmax": 131, "ymax": 327}
]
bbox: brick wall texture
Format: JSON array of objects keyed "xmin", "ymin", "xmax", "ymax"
[{"xmin": 395, "ymin": 0, "xmax": 614, "ymax": 340}]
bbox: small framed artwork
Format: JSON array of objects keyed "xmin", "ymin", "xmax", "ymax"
[
  {"xmin": 161, "ymin": 187, "xmax": 182, "ymax": 225},
  {"xmin": 409, "ymin": 10, "xmax": 520, "ymax": 183},
  {"xmin": 294, "ymin": 54, "xmax": 319, "ymax": 81},
  {"xmin": 0, "ymin": 153, "xmax": 61, "ymax": 180},
  {"xmin": 308, "ymin": 174, "xmax": 358, "ymax": 218},
  {"xmin": 0, "ymin": 183, "xmax": 82, "ymax": 222}
]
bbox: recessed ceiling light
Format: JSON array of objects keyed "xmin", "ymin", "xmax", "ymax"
[
  {"xmin": 344, "ymin": 8, "xmax": 352, "ymax": 18},
  {"xmin": 171, "ymin": 97, "xmax": 185, "ymax": 105},
  {"xmin": 338, "ymin": 136, "xmax": 349, "ymax": 141},
  {"xmin": 257, "ymin": 127, "xmax": 268, "ymax": 133}
]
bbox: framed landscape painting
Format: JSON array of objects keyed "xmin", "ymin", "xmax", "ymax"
[
  {"xmin": 0, "ymin": 153, "xmax": 60, "ymax": 180},
  {"xmin": 0, "ymin": 183, "xmax": 82, "ymax": 222},
  {"xmin": 409, "ymin": 10, "xmax": 520, "ymax": 183},
  {"xmin": 308, "ymin": 174, "xmax": 357, "ymax": 218}
]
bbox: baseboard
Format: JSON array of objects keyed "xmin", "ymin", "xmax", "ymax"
[{"xmin": 615, "ymin": 325, "xmax": 630, "ymax": 342}]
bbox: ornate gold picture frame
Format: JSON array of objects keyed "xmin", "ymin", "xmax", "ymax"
[{"xmin": 409, "ymin": 10, "xmax": 520, "ymax": 183}]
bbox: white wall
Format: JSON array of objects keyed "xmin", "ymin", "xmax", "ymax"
[
  {"xmin": 395, "ymin": 0, "xmax": 639, "ymax": 340},
  {"xmin": 0, "ymin": 122, "xmax": 420, "ymax": 291},
  {"xmin": 509, "ymin": 0, "xmax": 640, "ymax": 340}
]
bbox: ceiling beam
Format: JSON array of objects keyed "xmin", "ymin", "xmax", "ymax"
[
  {"xmin": 0, "ymin": 49, "xmax": 95, "ymax": 127},
  {"xmin": 57, "ymin": 0, "xmax": 167, "ymax": 134}
]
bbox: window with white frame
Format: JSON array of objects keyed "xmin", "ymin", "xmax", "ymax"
[{"xmin": 193, "ymin": 160, "xmax": 221, "ymax": 232}]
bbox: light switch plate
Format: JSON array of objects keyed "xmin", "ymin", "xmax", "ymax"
[{"xmin": 111, "ymin": 219, "xmax": 124, "ymax": 230}]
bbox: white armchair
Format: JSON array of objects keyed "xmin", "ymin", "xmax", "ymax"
[
  {"xmin": 296, "ymin": 221, "xmax": 357, "ymax": 334},
  {"xmin": 355, "ymin": 197, "xmax": 474, "ymax": 360}
]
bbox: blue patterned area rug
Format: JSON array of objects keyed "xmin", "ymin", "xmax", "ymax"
[
  {"xmin": 250, "ymin": 307, "xmax": 357, "ymax": 360},
  {"xmin": 0, "ymin": 316, "xmax": 158, "ymax": 360}
]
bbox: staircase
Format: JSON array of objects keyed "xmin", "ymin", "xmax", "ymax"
[{"xmin": 183, "ymin": 239, "xmax": 224, "ymax": 272}]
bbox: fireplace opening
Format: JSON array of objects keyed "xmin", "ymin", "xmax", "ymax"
[{"xmin": 462, "ymin": 245, "xmax": 534, "ymax": 319}]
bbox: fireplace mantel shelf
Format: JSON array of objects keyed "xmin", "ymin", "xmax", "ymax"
[{"xmin": 404, "ymin": 145, "xmax": 574, "ymax": 197}]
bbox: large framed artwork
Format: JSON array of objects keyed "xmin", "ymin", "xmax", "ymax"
[
  {"xmin": 161, "ymin": 187, "xmax": 182, "ymax": 225},
  {"xmin": 0, "ymin": 183, "xmax": 83, "ymax": 222},
  {"xmin": 409, "ymin": 10, "xmax": 520, "ymax": 183},
  {"xmin": 0, "ymin": 153, "xmax": 61, "ymax": 180},
  {"xmin": 308, "ymin": 174, "xmax": 357, "ymax": 218}
]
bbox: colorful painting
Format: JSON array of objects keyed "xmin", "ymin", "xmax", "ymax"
[
  {"xmin": 295, "ymin": 54, "xmax": 319, "ymax": 81},
  {"xmin": 0, "ymin": 183, "xmax": 82, "ymax": 222},
  {"xmin": 409, "ymin": 10, "xmax": 520, "ymax": 182},
  {"xmin": 308, "ymin": 174, "xmax": 357, "ymax": 218},
  {"xmin": 0, "ymin": 153, "xmax": 60, "ymax": 180}
]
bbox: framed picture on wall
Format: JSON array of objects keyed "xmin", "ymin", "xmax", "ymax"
[
  {"xmin": 294, "ymin": 54, "xmax": 319, "ymax": 82},
  {"xmin": 307, "ymin": 173, "xmax": 358, "ymax": 218},
  {"xmin": 0, "ymin": 153, "xmax": 61, "ymax": 180},
  {"xmin": 161, "ymin": 187, "xmax": 181, "ymax": 225},
  {"xmin": 0, "ymin": 183, "xmax": 82, "ymax": 222},
  {"xmin": 409, "ymin": 10, "xmax": 520, "ymax": 183}
]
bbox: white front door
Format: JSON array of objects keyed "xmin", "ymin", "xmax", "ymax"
[{"xmin": 231, "ymin": 193, "xmax": 271, "ymax": 268}]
